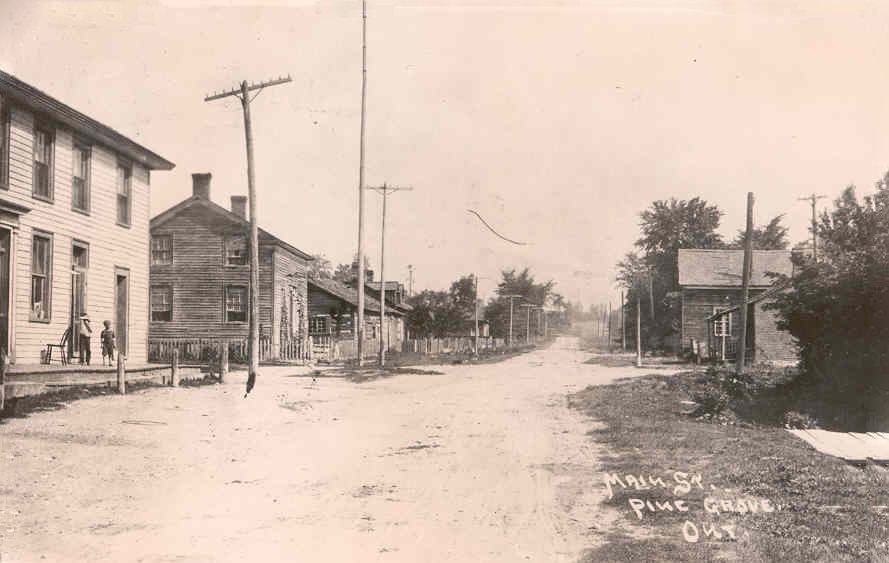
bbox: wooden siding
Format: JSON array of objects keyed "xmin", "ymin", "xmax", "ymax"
[
  {"xmin": 271, "ymin": 249, "xmax": 308, "ymax": 356},
  {"xmin": 753, "ymin": 298, "xmax": 797, "ymax": 363},
  {"xmin": 149, "ymin": 203, "xmax": 310, "ymax": 360},
  {"xmin": 3, "ymin": 103, "xmax": 152, "ymax": 364}
]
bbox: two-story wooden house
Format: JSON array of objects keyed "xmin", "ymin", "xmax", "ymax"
[
  {"xmin": 0, "ymin": 70, "xmax": 174, "ymax": 364},
  {"xmin": 148, "ymin": 174, "xmax": 312, "ymax": 362}
]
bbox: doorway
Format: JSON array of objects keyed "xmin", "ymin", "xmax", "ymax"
[
  {"xmin": 115, "ymin": 269, "xmax": 128, "ymax": 357},
  {"xmin": 0, "ymin": 227, "xmax": 9, "ymax": 356}
]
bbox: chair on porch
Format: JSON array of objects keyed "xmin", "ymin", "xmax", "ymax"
[{"xmin": 44, "ymin": 327, "xmax": 71, "ymax": 365}]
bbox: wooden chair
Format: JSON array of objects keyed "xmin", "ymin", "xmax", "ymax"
[{"xmin": 44, "ymin": 328, "xmax": 71, "ymax": 365}]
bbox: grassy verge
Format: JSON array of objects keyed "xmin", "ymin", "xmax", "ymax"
[{"xmin": 569, "ymin": 371, "xmax": 889, "ymax": 562}]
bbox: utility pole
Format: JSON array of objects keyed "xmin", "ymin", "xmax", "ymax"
[
  {"xmin": 355, "ymin": 0, "xmax": 370, "ymax": 366},
  {"xmin": 503, "ymin": 295, "xmax": 521, "ymax": 346},
  {"xmin": 608, "ymin": 301, "xmax": 612, "ymax": 351},
  {"xmin": 636, "ymin": 291, "xmax": 642, "ymax": 368},
  {"xmin": 520, "ymin": 304, "xmax": 534, "ymax": 344},
  {"xmin": 736, "ymin": 192, "xmax": 754, "ymax": 375},
  {"xmin": 367, "ymin": 184, "xmax": 413, "ymax": 366},
  {"xmin": 205, "ymin": 75, "xmax": 292, "ymax": 396},
  {"xmin": 620, "ymin": 290, "xmax": 626, "ymax": 352},
  {"xmin": 798, "ymin": 193, "xmax": 826, "ymax": 262},
  {"xmin": 648, "ymin": 269, "xmax": 655, "ymax": 320},
  {"xmin": 407, "ymin": 264, "xmax": 414, "ymax": 296},
  {"xmin": 474, "ymin": 273, "xmax": 480, "ymax": 358}
]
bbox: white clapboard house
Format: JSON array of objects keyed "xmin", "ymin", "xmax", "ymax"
[{"xmin": 0, "ymin": 69, "xmax": 174, "ymax": 365}]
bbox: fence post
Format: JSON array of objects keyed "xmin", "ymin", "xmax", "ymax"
[
  {"xmin": 171, "ymin": 348, "xmax": 180, "ymax": 387},
  {"xmin": 220, "ymin": 341, "xmax": 228, "ymax": 383},
  {"xmin": 117, "ymin": 353, "xmax": 126, "ymax": 395}
]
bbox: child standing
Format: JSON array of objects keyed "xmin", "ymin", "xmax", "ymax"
[{"xmin": 101, "ymin": 320, "xmax": 116, "ymax": 366}]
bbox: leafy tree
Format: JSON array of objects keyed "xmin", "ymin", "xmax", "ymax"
[
  {"xmin": 332, "ymin": 253, "xmax": 372, "ymax": 285},
  {"xmin": 767, "ymin": 178, "xmax": 889, "ymax": 429},
  {"xmin": 307, "ymin": 253, "xmax": 333, "ymax": 279},
  {"xmin": 618, "ymin": 197, "xmax": 725, "ymax": 351},
  {"xmin": 729, "ymin": 214, "xmax": 789, "ymax": 250},
  {"xmin": 485, "ymin": 268, "xmax": 555, "ymax": 339}
]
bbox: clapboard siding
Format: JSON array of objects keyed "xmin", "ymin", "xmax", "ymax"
[
  {"xmin": 148, "ymin": 201, "xmax": 310, "ymax": 356},
  {"xmin": 4, "ymin": 104, "xmax": 152, "ymax": 364}
]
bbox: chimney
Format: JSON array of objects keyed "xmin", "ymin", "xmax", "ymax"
[
  {"xmin": 192, "ymin": 173, "xmax": 212, "ymax": 199},
  {"xmin": 231, "ymin": 196, "xmax": 247, "ymax": 220}
]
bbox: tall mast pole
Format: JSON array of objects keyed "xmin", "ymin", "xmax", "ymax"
[{"xmin": 356, "ymin": 0, "xmax": 369, "ymax": 365}]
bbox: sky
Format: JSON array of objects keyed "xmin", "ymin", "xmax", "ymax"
[{"xmin": 3, "ymin": 0, "xmax": 889, "ymax": 308}]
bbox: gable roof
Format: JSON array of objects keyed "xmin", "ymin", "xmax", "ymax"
[
  {"xmin": 367, "ymin": 281, "xmax": 401, "ymax": 291},
  {"xmin": 150, "ymin": 195, "xmax": 313, "ymax": 261},
  {"xmin": 0, "ymin": 69, "xmax": 174, "ymax": 171},
  {"xmin": 678, "ymin": 249, "xmax": 793, "ymax": 287},
  {"xmin": 308, "ymin": 277, "xmax": 404, "ymax": 316}
]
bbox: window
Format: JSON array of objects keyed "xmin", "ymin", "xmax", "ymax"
[
  {"xmin": 151, "ymin": 285, "xmax": 172, "ymax": 322},
  {"xmin": 0, "ymin": 100, "xmax": 9, "ymax": 189},
  {"xmin": 151, "ymin": 236, "xmax": 172, "ymax": 265},
  {"xmin": 31, "ymin": 233, "xmax": 52, "ymax": 321},
  {"xmin": 225, "ymin": 235, "xmax": 247, "ymax": 266},
  {"xmin": 713, "ymin": 307, "xmax": 732, "ymax": 337},
  {"xmin": 225, "ymin": 285, "xmax": 247, "ymax": 322},
  {"xmin": 72, "ymin": 143, "xmax": 90, "ymax": 212},
  {"xmin": 33, "ymin": 124, "xmax": 54, "ymax": 200},
  {"xmin": 116, "ymin": 161, "xmax": 131, "ymax": 226},
  {"xmin": 309, "ymin": 315, "xmax": 329, "ymax": 335}
]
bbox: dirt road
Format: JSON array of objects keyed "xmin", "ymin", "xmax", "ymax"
[{"xmin": 1, "ymin": 337, "xmax": 667, "ymax": 563}]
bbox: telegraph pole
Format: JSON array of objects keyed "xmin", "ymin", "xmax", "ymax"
[
  {"xmin": 474, "ymin": 274, "xmax": 480, "ymax": 357},
  {"xmin": 367, "ymin": 184, "xmax": 413, "ymax": 366},
  {"xmin": 520, "ymin": 304, "xmax": 534, "ymax": 344},
  {"xmin": 355, "ymin": 0, "xmax": 370, "ymax": 366},
  {"xmin": 407, "ymin": 264, "xmax": 414, "ymax": 296},
  {"xmin": 798, "ymin": 193, "xmax": 826, "ymax": 261},
  {"xmin": 636, "ymin": 292, "xmax": 642, "ymax": 368},
  {"xmin": 736, "ymin": 192, "xmax": 755, "ymax": 375},
  {"xmin": 505, "ymin": 294, "xmax": 521, "ymax": 346},
  {"xmin": 620, "ymin": 290, "xmax": 626, "ymax": 351},
  {"xmin": 205, "ymin": 75, "xmax": 291, "ymax": 396}
]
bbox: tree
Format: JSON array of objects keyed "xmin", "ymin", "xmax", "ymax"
[
  {"xmin": 485, "ymin": 268, "xmax": 555, "ymax": 339},
  {"xmin": 332, "ymin": 253, "xmax": 372, "ymax": 285},
  {"xmin": 619, "ymin": 197, "xmax": 725, "ymax": 351},
  {"xmin": 729, "ymin": 214, "xmax": 789, "ymax": 250},
  {"xmin": 307, "ymin": 253, "xmax": 333, "ymax": 279},
  {"xmin": 767, "ymin": 178, "xmax": 889, "ymax": 429}
]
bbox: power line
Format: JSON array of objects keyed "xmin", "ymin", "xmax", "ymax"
[{"xmin": 466, "ymin": 209, "xmax": 528, "ymax": 245}]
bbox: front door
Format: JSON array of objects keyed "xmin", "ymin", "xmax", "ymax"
[
  {"xmin": 115, "ymin": 270, "xmax": 128, "ymax": 357},
  {"xmin": 0, "ymin": 228, "xmax": 10, "ymax": 356}
]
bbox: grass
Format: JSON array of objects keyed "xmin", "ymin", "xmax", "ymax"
[{"xmin": 569, "ymin": 371, "xmax": 889, "ymax": 562}]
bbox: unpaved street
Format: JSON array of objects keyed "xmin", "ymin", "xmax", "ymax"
[{"xmin": 2, "ymin": 337, "xmax": 665, "ymax": 563}]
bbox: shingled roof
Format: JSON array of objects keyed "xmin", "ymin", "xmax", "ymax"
[
  {"xmin": 308, "ymin": 277, "xmax": 404, "ymax": 316},
  {"xmin": 678, "ymin": 249, "xmax": 793, "ymax": 287}
]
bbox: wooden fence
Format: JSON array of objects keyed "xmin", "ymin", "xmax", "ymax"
[{"xmin": 149, "ymin": 335, "xmax": 306, "ymax": 364}]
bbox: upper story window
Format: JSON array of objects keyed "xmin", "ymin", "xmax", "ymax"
[
  {"xmin": 225, "ymin": 235, "xmax": 247, "ymax": 266},
  {"xmin": 31, "ymin": 232, "xmax": 52, "ymax": 322},
  {"xmin": 72, "ymin": 142, "xmax": 90, "ymax": 213},
  {"xmin": 33, "ymin": 124, "xmax": 54, "ymax": 201},
  {"xmin": 0, "ymin": 99, "xmax": 9, "ymax": 189},
  {"xmin": 151, "ymin": 235, "xmax": 172, "ymax": 265},
  {"xmin": 116, "ymin": 161, "xmax": 132, "ymax": 227}
]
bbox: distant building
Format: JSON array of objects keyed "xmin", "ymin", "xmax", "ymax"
[
  {"xmin": 307, "ymin": 276, "xmax": 406, "ymax": 359},
  {"xmin": 149, "ymin": 174, "xmax": 311, "ymax": 361},
  {"xmin": 0, "ymin": 69, "xmax": 174, "ymax": 364},
  {"xmin": 678, "ymin": 248, "xmax": 796, "ymax": 364}
]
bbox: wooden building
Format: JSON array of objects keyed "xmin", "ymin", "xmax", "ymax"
[
  {"xmin": 678, "ymin": 248, "xmax": 796, "ymax": 363},
  {"xmin": 0, "ymin": 70, "xmax": 174, "ymax": 364},
  {"xmin": 149, "ymin": 174, "xmax": 312, "ymax": 361},
  {"xmin": 308, "ymin": 276, "xmax": 406, "ymax": 358}
]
